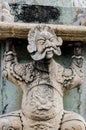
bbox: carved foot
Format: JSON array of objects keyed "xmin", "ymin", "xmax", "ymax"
[
  {"xmin": 0, "ymin": 110, "xmax": 23, "ymax": 130},
  {"xmin": 61, "ymin": 111, "xmax": 86, "ymax": 130}
]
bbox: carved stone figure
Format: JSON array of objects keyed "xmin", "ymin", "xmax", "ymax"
[
  {"xmin": 74, "ymin": 8, "xmax": 86, "ymax": 25},
  {"xmin": 0, "ymin": 2, "xmax": 14, "ymax": 22},
  {"xmin": 0, "ymin": 25, "xmax": 86, "ymax": 130}
]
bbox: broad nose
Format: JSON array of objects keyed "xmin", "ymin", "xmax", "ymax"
[{"xmin": 45, "ymin": 40, "xmax": 52, "ymax": 48}]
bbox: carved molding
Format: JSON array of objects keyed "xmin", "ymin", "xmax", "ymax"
[{"xmin": 0, "ymin": 22, "xmax": 86, "ymax": 41}]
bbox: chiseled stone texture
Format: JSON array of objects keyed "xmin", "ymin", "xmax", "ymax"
[{"xmin": 9, "ymin": 4, "xmax": 77, "ymax": 24}]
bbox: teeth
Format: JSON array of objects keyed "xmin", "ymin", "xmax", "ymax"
[{"xmin": 46, "ymin": 48, "xmax": 53, "ymax": 51}]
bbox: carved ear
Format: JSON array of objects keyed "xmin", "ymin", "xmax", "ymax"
[
  {"xmin": 57, "ymin": 37, "xmax": 63, "ymax": 46},
  {"xmin": 27, "ymin": 44, "xmax": 36, "ymax": 53},
  {"xmin": 56, "ymin": 47, "xmax": 62, "ymax": 56}
]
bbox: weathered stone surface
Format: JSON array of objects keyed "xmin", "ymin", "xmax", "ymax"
[
  {"xmin": 8, "ymin": 0, "xmax": 86, "ymax": 7},
  {"xmin": 0, "ymin": 25, "xmax": 85, "ymax": 130},
  {"xmin": 9, "ymin": 4, "xmax": 76, "ymax": 24},
  {"xmin": 0, "ymin": 0, "xmax": 86, "ymax": 124}
]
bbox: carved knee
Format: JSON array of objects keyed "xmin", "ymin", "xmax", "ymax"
[
  {"xmin": 0, "ymin": 118, "xmax": 21, "ymax": 130},
  {"xmin": 61, "ymin": 120, "xmax": 86, "ymax": 130},
  {"xmin": 0, "ymin": 113, "xmax": 23, "ymax": 130}
]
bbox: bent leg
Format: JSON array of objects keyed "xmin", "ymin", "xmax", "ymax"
[
  {"xmin": 0, "ymin": 110, "xmax": 23, "ymax": 130},
  {"xmin": 61, "ymin": 111, "xmax": 86, "ymax": 130}
]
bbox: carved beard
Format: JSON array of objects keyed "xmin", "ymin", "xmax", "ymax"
[{"xmin": 30, "ymin": 47, "xmax": 61, "ymax": 61}]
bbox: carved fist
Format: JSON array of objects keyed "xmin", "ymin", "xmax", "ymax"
[
  {"xmin": 6, "ymin": 39, "xmax": 15, "ymax": 53},
  {"xmin": 73, "ymin": 42, "xmax": 83, "ymax": 56}
]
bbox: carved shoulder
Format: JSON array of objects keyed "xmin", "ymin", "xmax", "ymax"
[
  {"xmin": 54, "ymin": 62, "xmax": 74, "ymax": 86},
  {"xmin": 62, "ymin": 65, "xmax": 84, "ymax": 92},
  {"xmin": 10, "ymin": 63, "xmax": 26, "ymax": 81},
  {"xmin": 10, "ymin": 62, "xmax": 35, "ymax": 83}
]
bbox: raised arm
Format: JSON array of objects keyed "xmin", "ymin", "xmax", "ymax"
[
  {"xmin": 3, "ymin": 39, "xmax": 26, "ymax": 91},
  {"xmin": 62, "ymin": 42, "xmax": 84, "ymax": 92}
]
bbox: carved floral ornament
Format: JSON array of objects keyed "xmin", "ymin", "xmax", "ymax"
[{"xmin": 0, "ymin": 2, "xmax": 86, "ymax": 130}]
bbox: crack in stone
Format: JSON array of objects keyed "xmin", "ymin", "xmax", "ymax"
[{"xmin": 19, "ymin": 113, "xmax": 24, "ymax": 130}]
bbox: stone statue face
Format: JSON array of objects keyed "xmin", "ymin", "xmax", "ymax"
[{"xmin": 27, "ymin": 26, "xmax": 63, "ymax": 61}]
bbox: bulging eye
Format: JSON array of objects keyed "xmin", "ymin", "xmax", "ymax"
[
  {"xmin": 38, "ymin": 39, "xmax": 45, "ymax": 45},
  {"xmin": 49, "ymin": 37, "xmax": 56, "ymax": 42}
]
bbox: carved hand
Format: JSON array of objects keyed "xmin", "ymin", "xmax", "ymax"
[
  {"xmin": 73, "ymin": 42, "xmax": 83, "ymax": 56},
  {"xmin": 6, "ymin": 39, "xmax": 15, "ymax": 52},
  {"xmin": 72, "ymin": 42, "xmax": 83, "ymax": 68}
]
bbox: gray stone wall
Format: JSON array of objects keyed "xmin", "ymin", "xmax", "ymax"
[{"xmin": 8, "ymin": 0, "xmax": 86, "ymax": 7}]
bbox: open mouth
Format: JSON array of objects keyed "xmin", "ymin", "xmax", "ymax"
[
  {"xmin": 46, "ymin": 50, "xmax": 53, "ymax": 54},
  {"xmin": 45, "ymin": 47, "xmax": 54, "ymax": 52}
]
